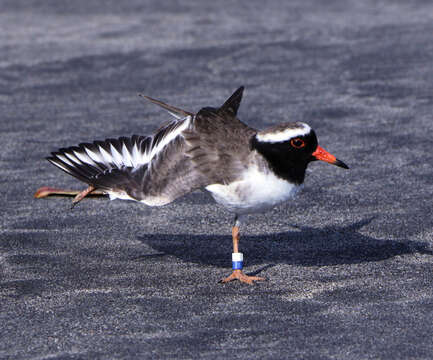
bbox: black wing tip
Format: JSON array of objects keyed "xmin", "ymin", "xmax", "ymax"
[{"xmin": 47, "ymin": 152, "xmax": 62, "ymax": 162}]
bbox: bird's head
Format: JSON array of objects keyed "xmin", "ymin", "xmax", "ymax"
[{"xmin": 251, "ymin": 122, "xmax": 348, "ymax": 182}]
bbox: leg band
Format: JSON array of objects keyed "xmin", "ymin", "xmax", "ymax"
[{"xmin": 232, "ymin": 252, "xmax": 243, "ymax": 270}]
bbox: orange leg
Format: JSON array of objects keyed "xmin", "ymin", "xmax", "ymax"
[
  {"xmin": 34, "ymin": 185, "xmax": 104, "ymax": 208},
  {"xmin": 34, "ymin": 186, "xmax": 105, "ymax": 199},
  {"xmin": 71, "ymin": 186, "xmax": 96, "ymax": 207},
  {"xmin": 219, "ymin": 224, "xmax": 265, "ymax": 285}
]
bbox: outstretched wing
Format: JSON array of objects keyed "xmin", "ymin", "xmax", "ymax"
[
  {"xmin": 46, "ymin": 86, "xmax": 256, "ymax": 206},
  {"xmin": 47, "ymin": 116, "xmax": 209, "ymax": 206}
]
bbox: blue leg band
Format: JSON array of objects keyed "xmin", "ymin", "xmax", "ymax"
[{"xmin": 232, "ymin": 261, "xmax": 243, "ymax": 270}]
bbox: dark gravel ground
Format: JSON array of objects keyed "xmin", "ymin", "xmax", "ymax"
[{"xmin": 1, "ymin": 1, "xmax": 433, "ymax": 359}]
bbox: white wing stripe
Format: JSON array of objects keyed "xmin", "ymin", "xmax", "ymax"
[
  {"xmin": 59, "ymin": 117, "xmax": 191, "ymax": 173},
  {"xmin": 147, "ymin": 117, "xmax": 191, "ymax": 163},
  {"xmin": 98, "ymin": 145, "xmax": 114, "ymax": 164},
  {"xmin": 56, "ymin": 154, "xmax": 75, "ymax": 167},
  {"xmin": 64, "ymin": 151, "xmax": 82, "ymax": 165},
  {"xmin": 85, "ymin": 147, "xmax": 104, "ymax": 163},
  {"xmin": 52, "ymin": 161, "xmax": 72, "ymax": 174},
  {"xmin": 73, "ymin": 150, "xmax": 95, "ymax": 166},
  {"xmin": 121, "ymin": 143, "xmax": 133, "ymax": 167},
  {"xmin": 109, "ymin": 144, "xmax": 124, "ymax": 168},
  {"xmin": 132, "ymin": 142, "xmax": 141, "ymax": 168}
]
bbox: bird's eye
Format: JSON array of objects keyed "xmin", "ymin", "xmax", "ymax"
[{"xmin": 290, "ymin": 138, "xmax": 306, "ymax": 149}]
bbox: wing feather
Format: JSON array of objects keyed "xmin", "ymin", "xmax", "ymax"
[
  {"xmin": 47, "ymin": 116, "xmax": 206, "ymax": 204},
  {"xmin": 46, "ymin": 87, "xmax": 256, "ymax": 205}
]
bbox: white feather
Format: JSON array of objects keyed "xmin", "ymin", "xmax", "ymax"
[
  {"xmin": 56, "ymin": 154, "xmax": 75, "ymax": 168},
  {"xmin": 206, "ymin": 165, "xmax": 302, "ymax": 215},
  {"xmin": 121, "ymin": 143, "xmax": 133, "ymax": 167},
  {"xmin": 107, "ymin": 191, "xmax": 136, "ymax": 201},
  {"xmin": 85, "ymin": 147, "xmax": 104, "ymax": 164},
  {"xmin": 51, "ymin": 159, "xmax": 72, "ymax": 173},
  {"xmin": 256, "ymin": 123, "xmax": 311, "ymax": 143},
  {"xmin": 109, "ymin": 144, "xmax": 124, "ymax": 168},
  {"xmin": 64, "ymin": 151, "xmax": 82, "ymax": 165},
  {"xmin": 73, "ymin": 150, "xmax": 95, "ymax": 166},
  {"xmin": 146, "ymin": 117, "xmax": 191, "ymax": 163},
  {"xmin": 57, "ymin": 117, "xmax": 192, "ymax": 180},
  {"xmin": 98, "ymin": 145, "xmax": 114, "ymax": 164},
  {"xmin": 131, "ymin": 142, "xmax": 141, "ymax": 168}
]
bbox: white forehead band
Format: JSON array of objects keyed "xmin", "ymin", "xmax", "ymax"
[{"xmin": 256, "ymin": 123, "xmax": 311, "ymax": 143}]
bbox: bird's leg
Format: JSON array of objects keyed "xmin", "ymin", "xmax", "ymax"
[
  {"xmin": 219, "ymin": 217, "xmax": 265, "ymax": 285},
  {"xmin": 71, "ymin": 186, "xmax": 96, "ymax": 208},
  {"xmin": 34, "ymin": 186, "xmax": 105, "ymax": 199}
]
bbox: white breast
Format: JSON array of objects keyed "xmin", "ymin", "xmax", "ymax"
[{"xmin": 205, "ymin": 166, "xmax": 302, "ymax": 215}]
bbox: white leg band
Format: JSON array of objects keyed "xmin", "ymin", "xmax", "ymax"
[{"xmin": 232, "ymin": 252, "xmax": 243, "ymax": 262}]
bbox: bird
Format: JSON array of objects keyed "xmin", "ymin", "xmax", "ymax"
[{"xmin": 36, "ymin": 87, "xmax": 348, "ymax": 284}]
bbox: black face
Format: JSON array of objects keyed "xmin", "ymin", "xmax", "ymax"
[{"xmin": 250, "ymin": 130, "xmax": 318, "ymax": 184}]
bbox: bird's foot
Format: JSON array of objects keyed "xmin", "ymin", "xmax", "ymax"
[
  {"xmin": 71, "ymin": 186, "xmax": 96, "ymax": 208},
  {"xmin": 219, "ymin": 270, "xmax": 265, "ymax": 285}
]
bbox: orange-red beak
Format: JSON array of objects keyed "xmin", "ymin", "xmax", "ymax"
[{"xmin": 312, "ymin": 145, "xmax": 349, "ymax": 169}]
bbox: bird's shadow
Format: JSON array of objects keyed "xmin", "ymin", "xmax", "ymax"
[{"xmin": 136, "ymin": 217, "xmax": 432, "ymax": 268}]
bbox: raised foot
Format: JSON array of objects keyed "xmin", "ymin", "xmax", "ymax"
[
  {"xmin": 219, "ymin": 270, "xmax": 265, "ymax": 285},
  {"xmin": 34, "ymin": 186, "xmax": 80, "ymax": 198},
  {"xmin": 34, "ymin": 186, "xmax": 105, "ymax": 199}
]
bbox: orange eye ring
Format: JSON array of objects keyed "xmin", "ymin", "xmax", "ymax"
[{"xmin": 290, "ymin": 138, "xmax": 305, "ymax": 149}]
